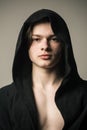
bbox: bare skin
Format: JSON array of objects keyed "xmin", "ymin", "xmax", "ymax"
[
  {"xmin": 29, "ymin": 23, "xmax": 65, "ymax": 130},
  {"xmin": 33, "ymin": 76, "xmax": 64, "ymax": 130}
]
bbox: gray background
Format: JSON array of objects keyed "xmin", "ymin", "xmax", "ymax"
[{"xmin": 0, "ymin": 0, "xmax": 87, "ymax": 88}]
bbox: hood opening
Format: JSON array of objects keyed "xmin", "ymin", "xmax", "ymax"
[{"xmin": 12, "ymin": 9, "xmax": 79, "ymax": 82}]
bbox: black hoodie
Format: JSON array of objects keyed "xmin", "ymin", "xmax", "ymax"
[{"xmin": 0, "ymin": 9, "xmax": 87, "ymax": 130}]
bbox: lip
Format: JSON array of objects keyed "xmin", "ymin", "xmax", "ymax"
[{"xmin": 39, "ymin": 54, "xmax": 52, "ymax": 60}]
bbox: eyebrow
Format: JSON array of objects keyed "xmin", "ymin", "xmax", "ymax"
[{"xmin": 31, "ymin": 34, "xmax": 56, "ymax": 37}]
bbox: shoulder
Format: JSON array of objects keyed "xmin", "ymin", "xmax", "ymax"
[
  {"xmin": 0, "ymin": 83, "xmax": 17, "ymax": 129},
  {"xmin": 0, "ymin": 82, "xmax": 16, "ymax": 97},
  {"xmin": 78, "ymin": 79, "xmax": 87, "ymax": 106},
  {"xmin": 79, "ymin": 79, "xmax": 87, "ymax": 91},
  {"xmin": 0, "ymin": 82, "xmax": 16, "ymax": 106}
]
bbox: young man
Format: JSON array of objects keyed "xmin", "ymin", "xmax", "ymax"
[{"xmin": 0, "ymin": 9, "xmax": 87, "ymax": 130}]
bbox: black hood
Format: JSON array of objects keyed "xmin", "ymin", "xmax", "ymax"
[{"xmin": 12, "ymin": 9, "xmax": 79, "ymax": 82}]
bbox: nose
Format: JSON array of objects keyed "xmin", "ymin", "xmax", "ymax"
[{"xmin": 41, "ymin": 38, "xmax": 50, "ymax": 51}]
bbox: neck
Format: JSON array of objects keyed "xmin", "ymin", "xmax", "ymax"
[{"xmin": 32, "ymin": 65, "xmax": 63, "ymax": 90}]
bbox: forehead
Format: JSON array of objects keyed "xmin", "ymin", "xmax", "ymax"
[{"xmin": 31, "ymin": 22, "xmax": 54, "ymax": 36}]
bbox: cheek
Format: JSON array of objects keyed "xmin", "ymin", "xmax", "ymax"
[
  {"xmin": 28, "ymin": 47, "xmax": 34, "ymax": 60},
  {"xmin": 53, "ymin": 45, "xmax": 62, "ymax": 62},
  {"xmin": 28, "ymin": 46, "xmax": 39, "ymax": 60},
  {"xmin": 53, "ymin": 44, "xmax": 62, "ymax": 54}
]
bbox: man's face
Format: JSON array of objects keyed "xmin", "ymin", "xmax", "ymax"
[{"xmin": 28, "ymin": 22, "xmax": 62, "ymax": 69}]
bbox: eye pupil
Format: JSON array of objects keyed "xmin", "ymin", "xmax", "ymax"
[
  {"xmin": 36, "ymin": 38, "xmax": 39, "ymax": 41},
  {"xmin": 32, "ymin": 38, "xmax": 40, "ymax": 42},
  {"xmin": 50, "ymin": 37, "xmax": 58, "ymax": 42}
]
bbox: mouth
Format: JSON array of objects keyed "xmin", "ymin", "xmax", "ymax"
[{"xmin": 39, "ymin": 54, "xmax": 52, "ymax": 60}]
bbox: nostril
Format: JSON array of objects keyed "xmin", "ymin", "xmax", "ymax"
[
  {"xmin": 41, "ymin": 46, "xmax": 51, "ymax": 52},
  {"xmin": 41, "ymin": 48, "xmax": 44, "ymax": 50}
]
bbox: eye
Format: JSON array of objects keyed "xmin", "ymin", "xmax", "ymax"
[
  {"xmin": 32, "ymin": 37, "xmax": 41, "ymax": 42},
  {"xmin": 50, "ymin": 36, "xmax": 58, "ymax": 42},
  {"xmin": 52, "ymin": 37, "xmax": 57, "ymax": 41}
]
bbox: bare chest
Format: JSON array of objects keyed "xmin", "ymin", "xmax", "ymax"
[{"xmin": 33, "ymin": 87, "xmax": 65, "ymax": 130}]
